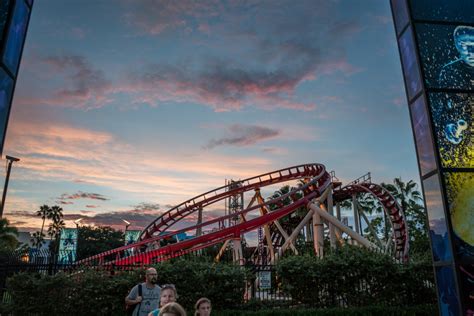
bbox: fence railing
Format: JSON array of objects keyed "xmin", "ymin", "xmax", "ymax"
[{"xmin": 0, "ymin": 248, "xmax": 435, "ymax": 309}]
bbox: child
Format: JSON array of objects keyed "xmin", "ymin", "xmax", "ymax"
[
  {"xmin": 148, "ymin": 284, "xmax": 178, "ymax": 316},
  {"xmin": 194, "ymin": 297, "xmax": 211, "ymax": 316},
  {"xmin": 159, "ymin": 302, "xmax": 187, "ymax": 316}
]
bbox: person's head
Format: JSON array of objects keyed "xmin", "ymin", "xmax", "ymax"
[
  {"xmin": 194, "ymin": 297, "xmax": 211, "ymax": 316},
  {"xmin": 160, "ymin": 284, "xmax": 178, "ymax": 307},
  {"xmin": 158, "ymin": 302, "xmax": 186, "ymax": 316},
  {"xmin": 145, "ymin": 267, "xmax": 158, "ymax": 284}
]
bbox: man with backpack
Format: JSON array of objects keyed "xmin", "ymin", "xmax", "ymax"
[{"xmin": 125, "ymin": 267, "xmax": 161, "ymax": 316}]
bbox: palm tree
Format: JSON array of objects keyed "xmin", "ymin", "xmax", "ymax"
[
  {"xmin": 47, "ymin": 206, "xmax": 65, "ymax": 253},
  {"xmin": 36, "ymin": 204, "xmax": 51, "ymax": 237},
  {"xmin": 48, "ymin": 205, "xmax": 64, "ymax": 224},
  {"xmin": 0, "ymin": 218, "xmax": 19, "ymax": 250},
  {"xmin": 382, "ymin": 178, "xmax": 422, "ymax": 214},
  {"xmin": 382, "ymin": 178, "xmax": 428, "ymax": 256},
  {"xmin": 31, "ymin": 231, "xmax": 45, "ymax": 248}
]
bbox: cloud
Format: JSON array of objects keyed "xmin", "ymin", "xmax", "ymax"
[
  {"xmin": 124, "ymin": 60, "xmax": 317, "ymax": 112},
  {"xmin": 4, "ymin": 119, "xmax": 274, "ymax": 210},
  {"xmin": 119, "ymin": 1, "xmax": 363, "ymax": 113},
  {"xmin": 123, "ymin": 0, "xmax": 220, "ymax": 35},
  {"xmin": 17, "ymin": 54, "xmax": 113, "ymax": 110},
  {"xmin": 261, "ymin": 147, "xmax": 288, "ymax": 155},
  {"xmin": 58, "ymin": 191, "xmax": 109, "ymax": 201},
  {"xmin": 57, "ymin": 201, "xmax": 74, "ymax": 205},
  {"xmin": 132, "ymin": 202, "xmax": 161, "ymax": 212},
  {"xmin": 204, "ymin": 124, "xmax": 280, "ymax": 150},
  {"xmin": 85, "ymin": 205, "xmax": 99, "ymax": 208}
]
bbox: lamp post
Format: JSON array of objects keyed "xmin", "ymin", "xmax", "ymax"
[
  {"xmin": 122, "ymin": 219, "xmax": 131, "ymax": 232},
  {"xmin": 0, "ymin": 155, "xmax": 20, "ymax": 218},
  {"xmin": 74, "ymin": 218, "xmax": 83, "ymax": 229}
]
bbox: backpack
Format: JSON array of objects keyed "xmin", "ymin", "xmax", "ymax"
[{"xmin": 126, "ymin": 283, "xmax": 143, "ymax": 316}]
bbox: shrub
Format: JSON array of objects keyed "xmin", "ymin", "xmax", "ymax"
[
  {"xmin": 276, "ymin": 246, "xmax": 436, "ymax": 307},
  {"xmin": 153, "ymin": 258, "xmax": 247, "ymax": 310},
  {"xmin": 215, "ymin": 304, "xmax": 437, "ymax": 315},
  {"xmin": 2, "ymin": 260, "xmax": 246, "ymax": 314}
]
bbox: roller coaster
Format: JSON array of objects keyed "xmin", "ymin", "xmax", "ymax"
[{"xmin": 80, "ymin": 164, "xmax": 409, "ymax": 266}]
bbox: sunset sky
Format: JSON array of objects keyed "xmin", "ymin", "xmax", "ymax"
[{"xmin": 3, "ymin": 0, "xmax": 420, "ymax": 235}]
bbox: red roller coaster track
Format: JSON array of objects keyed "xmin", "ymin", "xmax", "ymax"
[
  {"xmin": 79, "ymin": 164, "xmax": 409, "ymax": 265},
  {"xmin": 333, "ymin": 182, "xmax": 409, "ymax": 261}
]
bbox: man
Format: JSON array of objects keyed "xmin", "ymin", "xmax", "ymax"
[{"xmin": 125, "ymin": 267, "xmax": 161, "ymax": 316}]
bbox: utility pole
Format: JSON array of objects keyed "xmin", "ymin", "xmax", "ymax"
[{"xmin": 0, "ymin": 155, "xmax": 20, "ymax": 218}]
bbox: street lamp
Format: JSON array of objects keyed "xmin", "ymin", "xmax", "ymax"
[
  {"xmin": 122, "ymin": 219, "xmax": 131, "ymax": 232},
  {"xmin": 74, "ymin": 218, "xmax": 83, "ymax": 229},
  {"xmin": 0, "ymin": 155, "xmax": 20, "ymax": 218}
]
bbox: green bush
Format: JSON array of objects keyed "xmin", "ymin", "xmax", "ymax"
[
  {"xmin": 3, "ymin": 268, "xmax": 141, "ymax": 315},
  {"xmin": 153, "ymin": 258, "xmax": 247, "ymax": 310},
  {"xmin": 276, "ymin": 246, "xmax": 436, "ymax": 307},
  {"xmin": 215, "ymin": 304, "xmax": 437, "ymax": 315},
  {"xmin": 2, "ymin": 260, "xmax": 246, "ymax": 314},
  {"xmin": 1, "ymin": 247, "xmax": 436, "ymax": 314}
]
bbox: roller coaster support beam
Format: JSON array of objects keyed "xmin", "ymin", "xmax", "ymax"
[
  {"xmin": 313, "ymin": 185, "xmax": 331, "ymax": 256},
  {"xmin": 336, "ymin": 202, "xmax": 341, "ymax": 220},
  {"xmin": 215, "ymin": 239, "xmax": 230, "ymax": 262},
  {"xmin": 357, "ymin": 205, "xmax": 383, "ymax": 248},
  {"xmin": 273, "ymin": 220, "xmax": 298, "ymax": 255},
  {"xmin": 255, "ymin": 189, "xmax": 297, "ymax": 255},
  {"xmin": 255, "ymin": 190, "xmax": 275, "ymax": 262},
  {"xmin": 196, "ymin": 207, "xmax": 203, "ymax": 237},
  {"xmin": 232, "ymin": 237, "xmax": 244, "ymax": 265},
  {"xmin": 276, "ymin": 208, "xmax": 315, "ymax": 263},
  {"xmin": 334, "ymin": 202, "xmax": 343, "ymax": 243},
  {"xmin": 308, "ymin": 202, "xmax": 377, "ymax": 250},
  {"xmin": 352, "ymin": 194, "xmax": 360, "ymax": 235},
  {"xmin": 313, "ymin": 206, "xmax": 324, "ymax": 257},
  {"xmin": 327, "ymin": 186, "xmax": 336, "ymax": 249}
]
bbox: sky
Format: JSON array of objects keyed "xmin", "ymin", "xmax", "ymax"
[{"xmin": 2, "ymin": 0, "xmax": 421, "ymax": 236}]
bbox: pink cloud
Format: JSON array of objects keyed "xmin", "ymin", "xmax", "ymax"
[
  {"xmin": 123, "ymin": 0, "xmax": 220, "ymax": 35},
  {"xmin": 204, "ymin": 124, "xmax": 281, "ymax": 150},
  {"xmin": 16, "ymin": 54, "xmax": 113, "ymax": 110},
  {"xmin": 122, "ymin": 62, "xmax": 317, "ymax": 112}
]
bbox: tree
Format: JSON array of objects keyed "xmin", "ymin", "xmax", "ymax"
[
  {"xmin": 36, "ymin": 205, "xmax": 50, "ymax": 237},
  {"xmin": 30, "ymin": 231, "xmax": 44, "ymax": 248},
  {"xmin": 0, "ymin": 218, "xmax": 19, "ymax": 251},
  {"xmin": 32, "ymin": 204, "xmax": 51, "ymax": 248},
  {"xmin": 76, "ymin": 226, "xmax": 124, "ymax": 260},
  {"xmin": 47, "ymin": 206, "xmax": 65, "ymax": 252},
  {"xmin": 372, "ymin": 178, "xmax": 429, "ymax": 259},
  {"xmin": 382, "ymin": 178, "xmax": 422, "ymax": 214}
]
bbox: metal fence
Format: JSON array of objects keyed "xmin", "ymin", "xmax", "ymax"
[{"xmin": 0, "ymin": 249, "xmax": 434, "ymax": 309}]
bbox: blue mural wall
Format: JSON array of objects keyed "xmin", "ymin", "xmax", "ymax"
[
  {"xmin": 391, "ymin": 0, "xmax": 473, "ymax": 315},
  {"xmin": 0, "ymin": 0, "xmax": 33, "ymax": 156}
]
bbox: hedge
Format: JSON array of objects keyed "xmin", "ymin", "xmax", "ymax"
[
  {"xmin": 1, "ymin": 259, "xmax": 246, "ymax": 314},
  {"xmin": 1, "ymin": 247, "xmax": 437, "ymax": 314},
  {"xmin": 276, "ymin": 246, "xmax": 436, "ymax": 307},
  {"xmin": 215, "ymin": 304, "xmax": 437, "ymax": 315}
]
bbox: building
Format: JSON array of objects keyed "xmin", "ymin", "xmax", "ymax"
[
  {"xmin": 0, "ymin": 0, "xmax": 33, "ymax": 156},
  {"xmin": 391, "ymin": 0, "xmax": 473, "ymax": 314}
]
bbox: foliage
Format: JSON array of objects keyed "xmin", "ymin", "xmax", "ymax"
[
  {"xmin": 276, "ymin": 246, "xmax": 436, "ymax": 307},
  {"xmin": 215, "ymin": 305, "xmax": 437, "ymax": 316},
  {"xmin": 153, "ymin": 259, "xmax": 247, "ymax": 310},
  {"xmin": 47, "ymin": 205, "xmax": 65, "ymax": 252},
  {"xmin": 2, "ymin": 268, "xmax": 141, "ymax": 315},
  {"xmin": 31, "ymin": 204, "xmax": 65, "ymax": 251},
  {"xmin": 2, "ymin": 260, "xmax": 246, "ymax": 314},
  {"xmin": 382, "ymin": 178, "xmax": 430, "ymax": 258},
  {"xmin": 76, "ymin": 225, "xmax": 125, "ymax": 260},
  {"xmin": 0, "ymin": 218, "xmax": 18, "ymax": 251}
]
